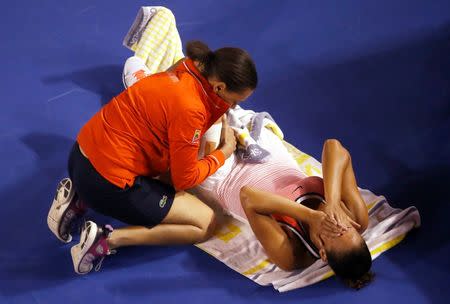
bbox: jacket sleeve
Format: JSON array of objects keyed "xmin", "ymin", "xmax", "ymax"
[{"xmin": 168, "ymin": 108, "xmax": 225, "ymax": 191}]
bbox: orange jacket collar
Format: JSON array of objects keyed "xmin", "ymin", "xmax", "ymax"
[{"xmin": 180, "ymin": 58, "xmax": 230, "ymax": 113}]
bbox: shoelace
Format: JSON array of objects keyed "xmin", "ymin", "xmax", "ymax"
[
  {"xmin": 94, "ymin": 249, "xmax": 117, "ymax": 272},
  {"xmin": 92, "ymin": 224, "xmax": 116, "ymax": 272}
]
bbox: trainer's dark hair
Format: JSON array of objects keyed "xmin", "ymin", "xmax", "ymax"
[
  {"xmin": 185, "ymin": 40, "xmax": 257, "ymax": 93},
  {"xmin": 327, "ymin": 238, "xmax": 374, "ymax": 290}
]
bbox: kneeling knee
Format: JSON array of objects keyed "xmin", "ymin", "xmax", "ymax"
[{"xmin": 197, "ymin": 213, "xmax": 217, "ymax": 243}]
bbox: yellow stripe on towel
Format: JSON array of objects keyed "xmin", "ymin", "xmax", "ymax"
[
  {"xmin": 304, "ymin": 163, "xmax": 322, "ymax": 176},
  {"xmin": 237, "ymin": 132, "xmax": 250, "ymax": 144},
  {"xmin": 366, "ymin": 199, "xmax": 379, "ymax": 211},
  {"xmin": 370, "ymin": 234, "xmax": 406, "ymax": 256},
  {"xmin": 214, "ymin": 224, "xmax": 242, "ymax": 243},
  {"xmin": 321, "ymin": 270, "xmax": 335, "ymax": 280},
  {"xmin": 265, "ymin": 123, "xmax": 284, "ymax": 140},
  {"xmin": 243, "ymin": 259, "xmax": 270, "ymax": 276},
  {"xmin": 295, "ymin": 153, "xmax": 311, "ymax": 165}
]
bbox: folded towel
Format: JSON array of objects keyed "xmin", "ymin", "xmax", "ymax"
[
  {"xmin": 195, "ymin": 142, "xmax": 421, "ymax": 291},
  {"xmin": 227, "ymin": 107, "xmax": 283, "ymax": 163},
  {"xmin": 123, "ymin": 6, "xmax": 184, "ymax": 74},
  {"xmin": 122, "ymin": 7, "xmax": 158, "ymax": 50}
]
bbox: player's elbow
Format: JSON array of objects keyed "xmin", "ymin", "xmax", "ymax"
[
  {"xmin": 276, "ymin": 260, "xmax": 297, "ymax": 272},
  {"xmin": 324, "ymin": 138, "xmax": 350, "ymax": 164}
]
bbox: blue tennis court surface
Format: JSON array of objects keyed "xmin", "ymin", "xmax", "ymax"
[{"xmin": 1, "ymin": 1, "xmax": 449, "ymax": 303}]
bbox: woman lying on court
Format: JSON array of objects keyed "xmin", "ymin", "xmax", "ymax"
[{"xmin": 193, "ymin": 124, "xmax": 373, "ymax": 289}]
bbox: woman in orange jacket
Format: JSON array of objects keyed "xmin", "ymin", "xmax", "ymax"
[{"xmin": 47, "ymin": 41, "xmax": 258, "ymax": 274}]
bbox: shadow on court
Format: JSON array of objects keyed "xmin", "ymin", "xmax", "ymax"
[{"xmin": 42, "ymin": 64, "xmax": 124, "ymax": 106}]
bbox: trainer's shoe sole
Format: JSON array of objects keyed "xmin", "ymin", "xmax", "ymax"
[
  {"xmin": 47, "ymin": 178, "xmax": 77, "ymax": 243},
  {"xmin": 71, "ymin": 221, "xmax": 99, "ymax": 275}
]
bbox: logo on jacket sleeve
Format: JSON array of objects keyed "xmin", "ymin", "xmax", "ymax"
[{"xmin": 191, "ymin": 129, "xmax": 201, "ymax": 144}]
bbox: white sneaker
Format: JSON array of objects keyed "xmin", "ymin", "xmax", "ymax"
[
  {"xmin": 71, "ymin": 221, "xmax": 114, "ymax": 274},
  {"xmin": 122, "ymin": 56, "xmax": 151, "ymax": 89}
]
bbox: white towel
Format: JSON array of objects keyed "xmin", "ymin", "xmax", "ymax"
[
  {"xmin": 193, "ymin": 141, "xmax": 421, "ymax": 292},
  {"xmin": 199, "ymin": 106, "xmax": 284, "ymax": 163}
]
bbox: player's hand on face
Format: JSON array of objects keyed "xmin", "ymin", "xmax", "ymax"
[
  {"xmin": 309, "ymin": 210, "xmax": 344, "ymax": 239},
  {"xmin": 324, "ymin": 202, "xmax": 361, "ymax": 231}
]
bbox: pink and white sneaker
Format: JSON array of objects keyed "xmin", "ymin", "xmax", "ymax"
[
  {"xmin": 47, "ymin": 178, "xmax": 87, "ymax": 243},
  {"xmin": 71, "ymin": 221, "xmax": 115, "ymax": 274},
  {"xmin": 122, "ymin": 56, "xmax": 151, "ymax": 89}
]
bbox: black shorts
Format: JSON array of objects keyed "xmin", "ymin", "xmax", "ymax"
[{"xmin": 68, "ymin": 143, "xmax": 175, "ymax": 227}]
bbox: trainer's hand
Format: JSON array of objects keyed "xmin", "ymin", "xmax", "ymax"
[{"xmin": 218, "ymin": 114, "xmax": 237, "ymax": 158}]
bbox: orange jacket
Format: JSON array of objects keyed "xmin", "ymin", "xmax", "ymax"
[{"xmin": 77, "ymin": 59, "xmax": 230, "ymax": 190}]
